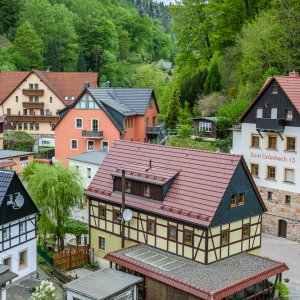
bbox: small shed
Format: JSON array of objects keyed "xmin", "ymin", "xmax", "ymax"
[
  {"xmin": 64, "ymin": 268, "xmax": 142, "ymax": 300},
  {"xmin": 191, "ymin": 116, "xmax": 218, "ymax": 139}
]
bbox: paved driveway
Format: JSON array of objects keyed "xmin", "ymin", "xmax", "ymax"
[{"xmin": 261, "ymin": 234, "xmax": 300, "ymax": 299}]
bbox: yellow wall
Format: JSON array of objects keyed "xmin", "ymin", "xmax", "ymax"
[
  {"xmin": 1, "ymin": 154, "xmax": 34, "ymax": 174},
  {"xmin": 89, "ymin": 199, "xmax": 262, "ymax": 264}
]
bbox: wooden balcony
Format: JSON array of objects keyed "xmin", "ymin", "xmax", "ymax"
[
  {"xmin": 23, "ymin": 102, "xmax": 45, "ymax": 109},
  {"xmin": 22, "ymin": 89, "xmax": 44, "ymax": 96},
  {"xmin": 82, "ymin": 130, "xmax": 103, "ymax": 139},
  {"xmin": 146, "ymin": 126, "xmax": 163, "ymax": 135},
  {"xmin": 8, "ymin": 115, "xmax": 58, "ymax": 123},
  {"xmin": 256, "ymin": 118, "xmax": 285, "ymax": 132}
]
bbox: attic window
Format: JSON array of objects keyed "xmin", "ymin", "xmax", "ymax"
[
  {"xmin": 71, "ymin": 96, "xmax": 75, "ymax": 102},
  {"xmin": 64, "ymin": 96, "xmax": 69, "ymax": 101},
  {"xmin": 143, "ymin": 184, "xmax": 150, "ymax": 197},
  {"xmin": 271, "ymin": 85, "xmax": 278, "ymax": 94},
  {"xmin": 231, "ymin": 193, "xmax": 245, "ymax": 207}
]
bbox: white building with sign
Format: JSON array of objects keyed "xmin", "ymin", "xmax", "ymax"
[{"xmin": 231, "ymin": 72, "xmax": 300, "ymax": 242}]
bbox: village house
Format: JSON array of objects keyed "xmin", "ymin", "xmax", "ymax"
[
  {"xmin": 0, "ymin": 150, "xmax": 34, "ymax": 173},
  {"xmin": 0, "ymin": 70, "xmax": 98, "ymax": 138},
  {"xmin": 68, "ymin": 150, "xmax": 107, "ymax": 189},
  {"xmin": 55, "ymin": 87, "xmax": 160, "ymax": 164},
  {"xmin": 0, "ymin": 170, "xmax": 39, "ymax": 286},
  {"xmin": 191, "ymin": 116, "xmax": 219, "ymax": 139},
  {"xmin": 231, "ymin": 71, "xmax": 300, "ymax": 242},
  {"xmin": 85, "ymin": 140, "xmax": 288, "ymax": 300}
]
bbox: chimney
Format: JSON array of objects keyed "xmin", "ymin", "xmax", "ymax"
[
  {"xmin": 289, "ymin": 70, "xmax": 299, "ymax": 78},
  {"xmin": 45, "ymin": 66, "xmax": 50, "ymax": 72},
  {"xmin": 106, "ymin": 81, "xmax": 110, "ymax": 88},
  {"xmin": 84, "ymin": 81, "xmax": 90, "ymax": 88}
]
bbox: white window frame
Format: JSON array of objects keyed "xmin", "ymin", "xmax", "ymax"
[
  {"xmin": 101, "ymin": 140, "xmax": 109, "ymax": 151},
  {"xmin": 256, "ymin": 108, "xmax": 263, "ymax": 118},
  {"xmin": 70, "ymin": 139, "xmax": 78, "ymax": 150},
  {"xmin": 271, "ymin": 108, "xmax": 277, "ymax": 119},
  {"xmin": 18, "ymin": 249, "xmax": 27, "ymax": 270},
  {"xmin": 91, "ymin": 118, "xmax": 99, "ymax": 131},
  {"xmin": 75, "ymin": 118, "xmax": 83, "ymax": 129},
  {"xmin": 20, "ymin": 222, "xmax": 25, "ymax": 233},
  {"xmin": 87, "ymin": 140, "xmax": 95, "ymax": 151},
  {"xmin": 2, "ymin": 228, "xmax": 9, "ymax": 240},
  {"xmin": 2, "ymin": 256, "xmax": 11, "ymax": 269},
  {"xmin": 86, "ymin": 167, "xmax": 92, "ymax": 179},
  {"xmin": 284, "ymin": 168, "xmax": 295, "ymax": 183},
  {"xmin": 199, "ymin": 122, "xmax": 212, "ymax": 132}
]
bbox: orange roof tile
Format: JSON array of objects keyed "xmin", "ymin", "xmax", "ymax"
[
  {"xmin": 85, "ymin": 140, "xmax": 265, "ymax": 227},
  {"xmin": 0, "ymin": 70, "xmax": 98, "ymax": 105},
  {"xmin": 240, "ymin": 75, "xmax": 300, "ymax": 121}
]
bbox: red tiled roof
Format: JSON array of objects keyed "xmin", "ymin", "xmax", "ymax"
[
  {"xmin": 105, "ymin": 246, "xmax": 288, "ymax": 300},
  {"xmin": 0, "ymin": 71, "xmax": 29, "ymax": 104},
  {"xmin": 0, "ymin": 160, "xmax": 16, "ymax": 168},
  {"xmin": 240, "ymin": 75, "xmax": 300, "ymax": 121},
  {"xmin": 85, "ymin": 140, "xmax": 264, "ymax": 227},
  {"xmin": 0, "ymin": 70, "xmax": 98, "ymax": 105}
]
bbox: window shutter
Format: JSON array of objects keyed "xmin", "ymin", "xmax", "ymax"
[{"xmin": 285, "ymin": 169, "xmax": 294, "ymax": 182}]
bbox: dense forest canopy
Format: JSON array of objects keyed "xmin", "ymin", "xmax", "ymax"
[
  {"xmin": 1, "ymin": 0, "xmax": 300, "ymax": 131},
  {"xmin": 0, "ymin": 0, "xmax": 173, "ymax": 87}
]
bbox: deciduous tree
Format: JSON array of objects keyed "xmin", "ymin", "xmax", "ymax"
[{"xmin": 23, "ymin": 163, "xmax": 83, "ymax": 251}]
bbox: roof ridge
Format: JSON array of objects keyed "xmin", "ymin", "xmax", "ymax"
[{"xmin": 114, "ymin": 140, "xmax": 242, "ymax": 158}]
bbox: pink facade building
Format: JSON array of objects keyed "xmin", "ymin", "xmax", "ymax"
[{"xmin": 55, "ymin": 87, "xmax": 159, "ymax": 164}]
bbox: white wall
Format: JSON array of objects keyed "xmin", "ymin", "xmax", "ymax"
[
  {"xmin": 0, "ymin": 215, "xmax": 37, "ymax": 282},
  {"xmin": 231, "ymin": 123, "xmax": 299, "ymax": 193},
  {"xmin": 68, "ymin": 160, "xmax": 99, "ymax": 188}
]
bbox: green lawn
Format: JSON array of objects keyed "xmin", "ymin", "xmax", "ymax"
[{"xmin": 166, "ymin": 137, "xmax": 218, "ymax": 152}]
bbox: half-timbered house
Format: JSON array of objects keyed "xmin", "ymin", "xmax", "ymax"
[
  {"xmin": 0, "ymin": 170, "xmax": 39, "ymax": 282},
  {"xmin": 85, "ymin": 140, "xmax": 288, "ymax": 300}
]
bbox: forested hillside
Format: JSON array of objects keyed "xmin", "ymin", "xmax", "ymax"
[
  {"xmin": 1, "ymin": 0, "xmax": 299, "ymax": 132},
  {"xmin": 0, "ymin": 0, "xmax": 173, "ymax": 87},
  {"xmin": 163, "ymin": 0, "xmax": 300, "ymax": 134}
]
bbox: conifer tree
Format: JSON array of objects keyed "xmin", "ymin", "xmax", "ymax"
[
  {"xmin": 45, "ymin": 40, "xmax": 60, "ymax": 71},
  {"xmin": 204, "ymin": 62, "xmax": 222, "ymax": 95},
  {"xmin": 9, "ymin": 21, "xmax": 43, "ymax": 70},
  {"xmin": 164, "ymin": 88, "xmax": 180, "ymax": 129},
  {"xmin": 76, "ymin": 48, "xmax": 86, "ymax": 72}
]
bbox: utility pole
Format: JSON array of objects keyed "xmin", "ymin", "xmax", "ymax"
[{"xmin": 121, "ymin": 170, "xmax": 125, "ymax": 248}]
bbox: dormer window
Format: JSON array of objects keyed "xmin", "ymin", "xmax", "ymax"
[
  {"xmin": 143, "ymin": 184, "xmax": 150, "ymax": 197},
  {"xmin": 271, "ymin": 85, "xmax": 278, "ymax": 94},
  {"xmin": 125, "ymin": 180, "xmax": 131, "ymax": 193},
  {"xmin": 64, "ymin": 96, "xmax": 69, "ymax": 101}
]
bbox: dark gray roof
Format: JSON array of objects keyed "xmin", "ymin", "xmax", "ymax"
[
  {"xmin": 230, "ymin": 124, "xmax": 242, "ymax": 131},
  {"xmin": 0, "ymin": 170, "xmax": 14, "ymax": 206},
  {"xmin": 64, "ymin": 268, "xmax": 142, "ymax": 300},
  {"xmin": 106, "ymin": 244, "xmax": 287, "ymax": 294},
  {"xmin": 68, "ymin": 150, "xmax": 107, "ymax": 165},
  {"xmin": 0, "ymin": 150, "xmax": 33, "ymax": 159},
  {"xmin": 0, "ymin": 265, "xmax": 17, "ymax": 285},
  {"xmin": 88, "ymin": 88, "xmax": 153, "ymax": 115},
  {"xmin": 191, "ymin": 116, "xmax": 218, "ymax": 122}
]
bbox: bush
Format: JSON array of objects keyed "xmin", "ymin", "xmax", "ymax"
[
  {"xmin": 4, "ymin": 130, "xmax": 35, "ymax": 151},
  {"xmin": 178, "ymin": 124, "xmax": 193, "ymax": 138}
]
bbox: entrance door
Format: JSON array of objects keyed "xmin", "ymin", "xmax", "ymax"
[{"xmin": 278, "ymin": 220, "xmax": 287, "ymax": 238}]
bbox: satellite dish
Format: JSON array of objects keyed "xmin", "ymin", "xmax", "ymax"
[
  {"xmin": 122, "ymin": 209, "xmax": 132, "ymax": 222},
  {"xmin": 14, "ymin": 193, "xmax": 24, "ymax": 208}
]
